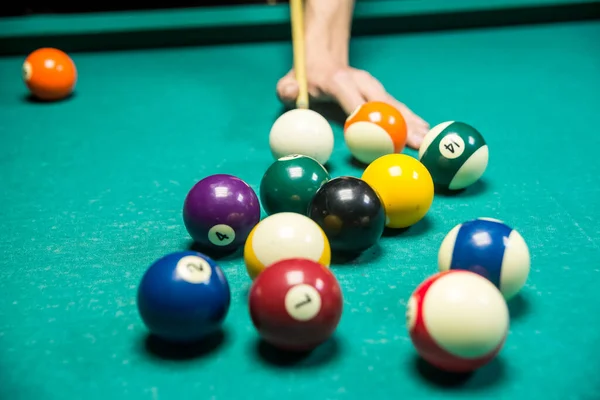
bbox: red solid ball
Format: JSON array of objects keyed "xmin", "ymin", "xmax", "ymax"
[{"xmin": 248, "ymin": 258, "xmax": 343, "ymax": 351}]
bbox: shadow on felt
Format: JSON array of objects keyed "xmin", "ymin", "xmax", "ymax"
[
  {"xmin": 382, "ymin": 216, "xmax": 433, "ymax": 238},
  {"xmin": 323, "ymin": 161, "xmax": 339, "ymax": 177},
  {"xmin": 186, "ymin": 240, "xmax": 243, "ymax": 261},
  {"xmin": 412, "ymin": 354, "xmax": 506, "ymax": 389},
  {"xmin": 142, "ymin": 329, "xmax": 227, "ymax": 361},
  {"xmin": 253, "ymin": 335, "xmax": 341, "ymax": 368},
  {"xmin": 434, "ymin": 179, "xmax": 488, "ymax": 198},
  {"xmin": 330, "ymin": 243, "xmax": 383, "ymax": 266},
  {"xmin": 345, "ymin": 155, "xmax": 369, "ymax": 172},
  {"xmin": 507, "ymin": 292, "xmax": 531, "ymax": 320},
  {"xmin": 311, "ymin": 102, "xmax": 347, "ymax": 127},
  {"xmin": 22, "ymin": 92, "xmax": 76, "ymax": 104},
  {"xmin": 275, "ymin": 102, "xmax": 347, "ymax": 126}
]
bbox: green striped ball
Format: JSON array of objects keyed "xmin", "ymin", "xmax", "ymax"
[{"xmin": 418, "ymin": 121, "xmax": 489, "ymax": 191}]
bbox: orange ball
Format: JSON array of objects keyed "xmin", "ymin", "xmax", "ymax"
[
  {"xmin": 22, "ymin": 48, "xmax": 77, "ymax": 101},
  {"xmin": 343, "ymin": 101, "xmax": 408, "ymax": 164}
]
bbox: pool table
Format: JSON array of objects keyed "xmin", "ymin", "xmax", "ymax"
[{"xmin": 1, "ymin": 1, "xmax": 600, "ymax": 399}]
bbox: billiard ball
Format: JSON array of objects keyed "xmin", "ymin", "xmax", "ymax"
[
  {"xmin": 260, "ymin": 154, "xmax": 330, "ymax": 215},
  {"xmin": 244, "ymin": 212, "xmax": 331, "ymax": 280},
  {"xmin": 137, "ymin": 251, "xmax": 230, "ymax": 342},
  {"xmin": 308, "ymin": 176, "xmax": 385, "ymax": 254},
  {"xmin": 406, "ymin": 270, "xmax": 509, "ymax": 373},
  {"xmin": 344, "ymin": 101, "xmax": 408, "ymax": 164},
  {"xmin": 22, "ymin": 48, "xmax": 77, "ymax": 101},
  {"xmin": 269, "ymin": 109, "xmax": 335, "ymax": 165},
  {"xmin": 438, "ymin": 217, "xmax": 530, "ymax": 300},
  {"xmin": 183, "ymin": 174, "xmax": 261, "ymax": 252},
  {"xmin": 361, "ymin": 154, "xmax": 434, "ymax": 229},
  {"xmin": 418, "ymin": 121, "xmax": 489, "ymax": 191},
  {"xmin": 249, "ymin": 258, "xmax": 343, "ymax": 351}
]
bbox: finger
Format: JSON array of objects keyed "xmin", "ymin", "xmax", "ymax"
[
  {"xmin": 326, "ymin": 70, "xmax": 366, "ymax": 115},
  {"xmin": 276, "ymin": 72, "xmax": 299, "ymax": 104},
  {"xmin": 406, "ymin": 132, "xmax": 425, "ymax": 149},
  {"xmin": 352, "ymin": 69, "xmax": 429, "ymax": 128},
  {"xmin": 307, "ymin": 85, "xmax": 334, "ymax": 104},
  {"xmin": 351, "ymin": 69, "xmax": 388, "ymax": 102},
  {"xmin": 388, "ymin": 96, "xmax": 429, "ymax": 129},
  {"xmin": 382, "ymin": 95, "xmax": 429, "ymax": 150}
]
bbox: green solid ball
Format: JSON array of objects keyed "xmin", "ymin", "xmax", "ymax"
[
  {"xmin": 259, "ymin": 154, "xmax": 331, "ymax": 215},
  {"xmin": 418, "ymin": 121, "xmax": 489, "ymax": 191}
]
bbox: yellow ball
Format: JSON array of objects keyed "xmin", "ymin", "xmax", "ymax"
[
  {"xmin": 361, "ymin": 154, "xmax": 434, "ymax": 229},
  {"xmin": 244, "ymin": 212, "xmax": 331, "ymax": 280}
]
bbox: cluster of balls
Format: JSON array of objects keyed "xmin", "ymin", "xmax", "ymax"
[
  {"xmin": 20, "ymin": 48, "xmax": 531, "ymax": 371},
  {"xmin": 136, "ymin": 99, "xmax": 531, "ymax": 374},
  {"xmin": 137, "ymin": 170, "xmax": 346, "ymax": 352},
  {"xmin": 267, "ymin": 103, "xmax": 530, "ymax": 373},
  {"xmin": 342, "ymin": 103, "xmax": 530, "ymax": 373}
]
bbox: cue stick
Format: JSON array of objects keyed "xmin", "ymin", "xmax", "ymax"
[{"xmin": 289, "ymin": 0, "xmax": 309, "ymax": 109}]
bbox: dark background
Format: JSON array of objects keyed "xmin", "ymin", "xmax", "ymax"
[{"xmin": 0, "ymin": 1, "xmax": 279, "ymax": 17}]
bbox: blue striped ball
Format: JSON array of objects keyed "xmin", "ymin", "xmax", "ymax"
[{"xmin": 438, "ymin": 218, "xmax": 530, "ymax": 300}]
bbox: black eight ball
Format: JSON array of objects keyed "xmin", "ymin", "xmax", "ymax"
[{"xmin": 308, "ymin": 176, "xmax": 386, "ymax": 254}]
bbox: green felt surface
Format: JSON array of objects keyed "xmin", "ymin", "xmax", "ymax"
[{"xmin": 1, "ymin": 18, "xmax": 600, "ymax": 400}]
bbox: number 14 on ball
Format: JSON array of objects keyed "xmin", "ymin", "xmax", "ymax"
[{"xmin": 419, "ymin": 121, "xmax": 489, "ymax": 191}]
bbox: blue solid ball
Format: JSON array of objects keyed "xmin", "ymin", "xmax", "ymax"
[{"xmin": 137, "ymin": 251, "xmax": 231, "ymax": 342}]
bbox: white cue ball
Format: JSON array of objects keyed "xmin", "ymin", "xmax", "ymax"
[{"xmin": 269, "ymin": 109, "xmax": 334, "ymax": 165}]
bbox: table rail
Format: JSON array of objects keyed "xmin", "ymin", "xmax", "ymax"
[{"xmin": 0, "ymin": 0, "xmax": 599, "ymax": 55}]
